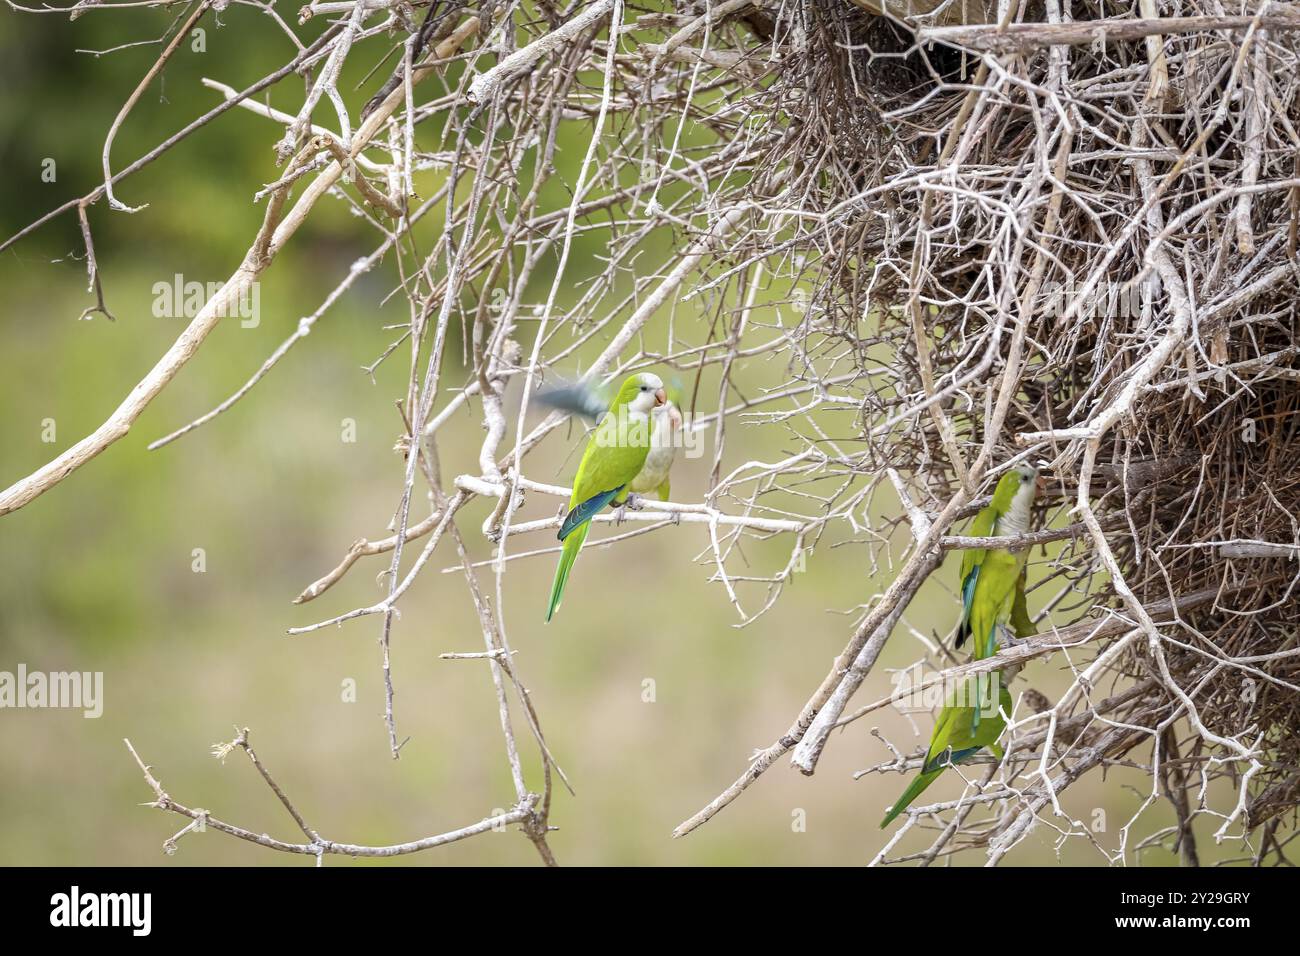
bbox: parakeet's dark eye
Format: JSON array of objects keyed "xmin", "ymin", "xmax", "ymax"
[{"xmin": 640, "ymin": 385, "xmax": 649, "ymax": 391}]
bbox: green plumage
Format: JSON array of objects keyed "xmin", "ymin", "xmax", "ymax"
[
  {"xmin": 1009, "ymin": 568, "xmax": 1033, "ymax": 639},
  {"xmin": 547, "ymin": 523, "xmax": 590, "ymax": 623},
  {"xmin": 880, "ymin": 683, "xmax": 1012, "ymax": 827},
  {"xmin": 545, "ymin": 374, "xmax": 659, "ymax": 621},
  {"xmin": 881, "ymin": 465, "xmax": 1039, "ymax": 828},
  {"xmin": 537, "ymin": 377, "xmax": 681, "ymax": 507},
  {"xmin": 958, "ymin": 470, "xmax": 1035, "ymax": 659}
]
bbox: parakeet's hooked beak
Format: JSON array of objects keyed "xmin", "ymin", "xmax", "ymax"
[
  {"xmin": 654, "ymin": 387, "xmax": 667, "ymax": 407},
  {"xmin": 1035, "ymin": 474, "xmax": 1047, "ymax": 494}
]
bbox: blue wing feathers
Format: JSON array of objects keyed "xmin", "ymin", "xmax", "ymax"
[
  {"xmin": 559, "ymin": 486, "xmax": 625, "ymax": 540},
  {"xmin": 956, "ymin": 566, "xmax": 979, "ymax": 648},
  {"xmin": 923, "ymin": 746, "xmax": 982, "ymax": 774}
]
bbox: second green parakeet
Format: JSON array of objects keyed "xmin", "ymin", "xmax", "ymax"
[
  {"xmin": 957, "ymin": 464, "xmax": 1041, "ymax": 660},
  {"xmin": 880, "ymin": 463, "xmax": 1042, "ymax": 828},
  {"xmin": 880, "ymin": 680, "xmax": 1012, "ymax": 828}
]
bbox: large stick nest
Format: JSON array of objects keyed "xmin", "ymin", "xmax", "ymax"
[{"xmin": 745, "ymin": 0, "xmax": 1300, "ymax": 860}]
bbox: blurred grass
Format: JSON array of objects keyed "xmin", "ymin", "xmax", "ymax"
[{"xmin": 0, "ymin": 6, "xmax": 1219, "ymax": 866}]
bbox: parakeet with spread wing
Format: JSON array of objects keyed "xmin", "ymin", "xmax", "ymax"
[
  {"xmin": 536, "ymin": 375, "xmax": 684, "ymax": 504},
  {"xmin": 545, "ymin": 372, "xmax": 667, "ymax": 622},
  {"xmin": 880, "ymin": 463, "xmax": 1041, "ymax": 828}
]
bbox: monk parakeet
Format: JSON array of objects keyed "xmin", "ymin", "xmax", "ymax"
[
  {"xmin": 880, "ymin": 680, "xmax": 1011, "ymax": 828},
  {"xmin": 629, "ymin": 401, "xmax": 681, "ymax": 503},
  {"xmin": 545, "ymin": 372, "xmax": 667, "ymax": 622},
  {"xmin": 956, "ymin": 464, "xmax": 1041, "ymax": 660},
  {"xmin": 536, "ymin": 376, "xmax": 683, "ymax": 504},
  {"xmin": 879, "ymin": 464, "xmax": 1041, "ymax": 828}
]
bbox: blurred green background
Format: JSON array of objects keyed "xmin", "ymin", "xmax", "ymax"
[{"xmin": 0, "ymin": 6, "xmax": 1200, "ymax": 866}]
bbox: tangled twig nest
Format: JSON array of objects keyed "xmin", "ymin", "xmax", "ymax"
[{"xmin": 742, "ymin": 0, "xmax": 1300, "ymax": 863}]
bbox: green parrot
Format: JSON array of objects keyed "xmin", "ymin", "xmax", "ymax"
[
  {"xmin": 879, "ymin": 464, "xmax": 1041, "ymax": 828},
  {"xmin": 879, "ymin": 680, "xmax": 1012, "ymax": 828},
  {"xmin": 545, "ymin": 372, "xmax": 668, "ymax": 622},
  {"xmin": 956, "ymin": 464, "xmax": 1042, "ymax": 660},
  {"xmin": 536, "ymin": 376, "xmax": 684, "ymax": 503},
  {"xmin": 628, "ymin": 399, "xmax": 681, "ymax": 503}
]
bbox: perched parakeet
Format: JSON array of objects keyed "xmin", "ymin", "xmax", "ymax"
[
  {"xmin": 956, "ymin": 464, "xmax": 1041, "ymax": 660},
  {"xmin": 879, "ymin": 464, "xmax": 1041, "ymax": 828},
  {"xmin": 536, "ymin": 376, "xmax": 684, "ymax": 504},
  {"xmin": 628, "ymin": 401, "xmax": 681, "ymax": 502},
  {"xmin": 879, "ymin": 681, "xmax": 1011, "ymax": 828},
  {"xmin": 545, "ymin": 372, "xmax": 667, "ymax": 622}
]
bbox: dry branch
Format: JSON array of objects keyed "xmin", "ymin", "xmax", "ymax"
[
  {"xmin": 0, "ymin": 17, "xmax": 481, "ymax": 517},
  {"xmin": 919, "ymin": 11, "xmax": 1300, "ymax": 53}
]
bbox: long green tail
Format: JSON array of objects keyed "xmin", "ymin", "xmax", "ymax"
[
  {"xmin": 546, "ymin": 522, "xmax": 589, "ymax": 622},
  {"xmin": 880, "ymin": 769, "xmax": 942, "ymax": 828}
]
